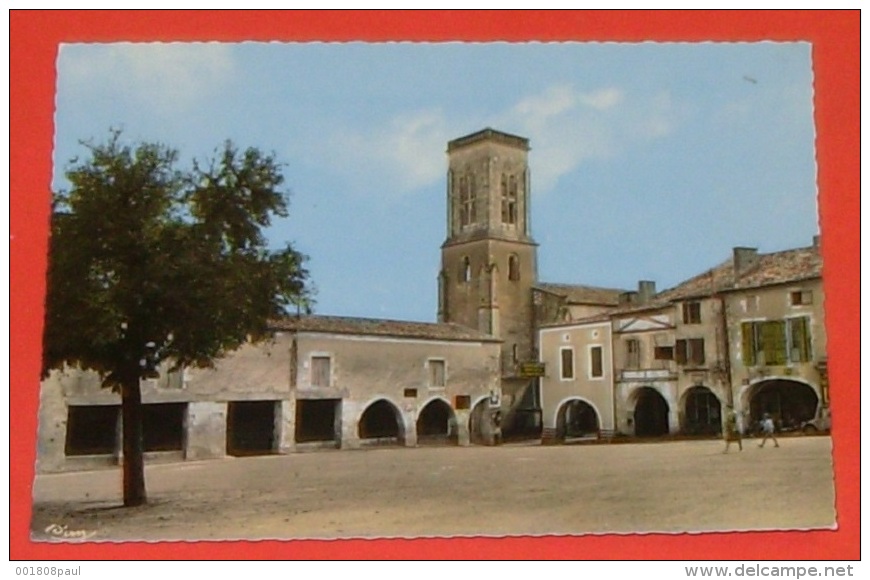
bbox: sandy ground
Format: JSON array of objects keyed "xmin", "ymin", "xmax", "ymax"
[{"xmin": 30, "ymin": 436, "xmax": 836, "ymax": 542}]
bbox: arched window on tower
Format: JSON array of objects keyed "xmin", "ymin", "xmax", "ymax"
[
  {"xmin": 468, "ymin": 174, "xmax": 477, "ymax": 224},
  {"xmin": 508, "ymin": 254, "xmax": 520, "ymax": 281},
  {"xmin": 460, "ymin": 256, "xmax": 471, "ymax": 283},
  {"xmin": 507, "ymin": 175, "xmax": 518, "ymax": 224},
  {"xmin": 458, "ymin": 177, "xmax": 469, "ymax": 227}
]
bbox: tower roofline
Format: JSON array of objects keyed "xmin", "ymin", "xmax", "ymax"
[{"xmin": 447, "ymin": 127, "xmax": 530, "ymax": 152}]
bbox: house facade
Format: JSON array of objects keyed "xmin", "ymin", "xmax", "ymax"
[{"xmin": 538, "ymin": 240, "xmax": 826, "ymax": 440}]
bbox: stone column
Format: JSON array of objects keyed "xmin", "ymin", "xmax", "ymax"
[
  {"xmin": 339, "ymin": 399, "xmax": 360, "ymax": 449},
  {"xmin": 276, "ymin": 399, "xmax": 296, "ymax": 454},
  {"xmin": 455, "ymin": 410, "xmax": 470, "ymax": 446},
  {"xmin": 185, "ymin": 401, "xmax": 227, "ymax": 461}
]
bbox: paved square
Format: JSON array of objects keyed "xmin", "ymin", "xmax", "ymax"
[{"xmin": 30, "ymin": 436, "xmax": 836, "ymax": 541}]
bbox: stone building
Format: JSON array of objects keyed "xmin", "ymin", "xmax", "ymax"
[
  {"xmin": 36, "ymin": 127, "xmax": 827, "ymax": 470},
  {"xmin": 537, "ymin": 238, "xmax": 826, "ymax": 441},
  {"xmin": 437, "ymin": 128, "xmax": 623, "ymax": 438},
  {"xmin": 37, "ymin": 316, "xmax": 502, "ymax": 472}
]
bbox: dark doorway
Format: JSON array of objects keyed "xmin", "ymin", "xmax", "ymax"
[
  {"xmin": 634, "ymin": 387, "xmax": 670, "ymax": 437},
  {"xmin": 65, "ymin": 405, "xmax": 119, "ymax": 456},
  {"xmin": 227, "ymin": 401, "xmax": 277, "ymax": 456},
  {"xmin": 416, "ymin": 399, "xmax": 458, "ymax": 445},
  {"xmin": 749, "ymin": 379, "xmax": 819, "ymax": 432},
  {"xmin": 295, "ymin": 399, "xmax": 340, "ymax": 443},
  {"xmin": 358, "ymin": 399, "xmax": 403, "ymax": 444},
  {"xmin": 142, "ymin": 403, "xmax": 186, "ymax": 451},
  {"xmin": 556, "ymin": 399, "xmax": 600, "ymax": 440},
  {"xmin": 683, "ymin": 387, "xmax": 722, "ymax": 435}
]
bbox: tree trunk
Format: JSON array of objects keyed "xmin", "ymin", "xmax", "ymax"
[{"xmin": 121, "ymin": 374, "xmax": 147, "ymax": 507}]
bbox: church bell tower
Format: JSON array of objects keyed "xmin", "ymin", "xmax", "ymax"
[{"xmin": 438, "ymin": 128, "xmax": 538, "ymax": 374}]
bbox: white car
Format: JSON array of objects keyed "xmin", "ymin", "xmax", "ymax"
[{"xmin": 802, "ymin": 408, "xmax": 831, "ymax": 434}]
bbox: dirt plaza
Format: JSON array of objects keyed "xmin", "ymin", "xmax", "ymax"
[{"xmin": 30, "ymin": 436, "xmax": 836, "ymax": 542}]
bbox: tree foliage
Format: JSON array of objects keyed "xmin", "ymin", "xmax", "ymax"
[{"xmin": 42, "ymin": 131, "xmax": 312, "ymax": 505}]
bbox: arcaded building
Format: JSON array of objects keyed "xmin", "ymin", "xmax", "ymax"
[
  {"xmin": 36, "ymin": 128, "xmax": 828, "ymax": 470},
  {"xmin": 537, "ymin": 239, "xmax": 827, "ymax": 441},
  {"xmin": 37, "ymin": 315, "xmax": 502, "ymax": 472}
]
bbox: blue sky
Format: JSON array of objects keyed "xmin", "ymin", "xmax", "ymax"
[{"xmin": 53, "ymin": 41, "xmax": 819, "ymax": 322}]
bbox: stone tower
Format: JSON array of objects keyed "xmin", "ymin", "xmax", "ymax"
[{"xmin": 438, "ymin": 128, "xmax": 538, "ymax": 380}]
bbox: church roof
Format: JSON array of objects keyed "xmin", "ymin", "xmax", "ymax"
[
  {"xmin": 270, "ymin": 315, "xmax": 501, "ymax": 343},
  {"xmin": 533, "ymin": 282, "xmax": 625, "ymax": 306}
]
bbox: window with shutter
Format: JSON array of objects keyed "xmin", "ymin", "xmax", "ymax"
[
  {"xmin": 311, "ymin": 356, "xmax": 331, "ymax": 387},
  {"xmin": 788, "ymin": 317, "xmax": 812, "ymax": 362},
  {"xmin": 590, "ymin": 346, "xmax": 603, "ymax": 378},
  {"xmin": 761, "ymin": 320, "xmax": 787, "ymax": 365},
  {"xmin": 741, "ymin": 322, "xmax": 757, "ymax": 366},
  {"xmin": 429, "ymin": 359, "xmax": 446, "ymax": 387},
  {"xmin": 561, "ymin": 347, "xmax": 575, "ymax": 379}
]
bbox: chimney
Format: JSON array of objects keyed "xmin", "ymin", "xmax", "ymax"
[
  {"xmin": 638, "ymin": 280, "xmax": 656, "ymax": 304},
  {"xmin": 733, "ymin": 247, "xmax": 759, "ymax": 276},
  {"xmin": 812, "ymin": 234, "xmax": 821, "ymax": 249}
]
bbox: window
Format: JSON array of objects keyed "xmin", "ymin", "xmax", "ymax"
[
  {"xmin": 501, "ymin": 174, "xmax": 518, "ymax": 225},
  {"xmin": 310, "ymin": 356, "xmax": 331, "ymax": 387},
  {"xmin": 654, "ymin": 346, "xmax": 675, "ymax": 361},
  {"xmin": 508, "ymin": 254, "xmax": 520, "ymax": 281},
  {"xmin": 683, "ymin": 301, "xmax": 702, "ymax": 324},
  {"xmin": 675, "ymin": 339, "xmax": 705, "ymax": 366},
  {"xmin": 589, "ymin": 346, "xmax": 604, "ymax": 378},
  {"xmin": 455, "ymin": 395, "xmax": 471, "ymax": 410},
  {"xmin": 460, "ymin": 257, "xmax": 471, "ymax": 283},
  {"xmin": 741, "ymin": 321, "xmax": 788, "ymax": 366},
  {"xmin": 459, "ymin": 174, "xmax": 477, "ymax": 226},
  {"xmin": 625, "ymin": 339, "xmax": 641, "ymax": 369},
  {"xmin": 787, "ymin": 317, "xmax": 812, "ymax": 362},
  {"xmin": 791, "ymin": 290, "xmax": 813, "ymax": 306},
  {"xmin": 560, "ymin": 347, "xmax": 575, "ymax": 380},
  {"xmin": 403, "ymin": 388, "xmax": 418, "ymax": 398},
  {"xmin": 512, "ymin": 343, "xmax": 519, "ymax": 363},
  {"xmin": 429, "ymin": 359, "xmax": 446, "ymax": 387}
]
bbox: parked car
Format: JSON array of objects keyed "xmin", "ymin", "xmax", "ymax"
[{"xmin": 801, "ymin": 408, "xmax": 831, "ymax": 434}]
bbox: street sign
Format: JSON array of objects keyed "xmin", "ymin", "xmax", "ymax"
[{"xmin": 519, "ymin": 362, "xmax": 546, "ymax": 378}]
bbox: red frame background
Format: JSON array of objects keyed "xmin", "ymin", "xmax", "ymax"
[{"xmin": 9, "ymin": 10, "xmax": 860, "ymax": 560}]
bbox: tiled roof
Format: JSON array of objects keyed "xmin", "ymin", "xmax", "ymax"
[
  {"xmin": 657, "ymin": 244, "xmax": 822, "ymax": 301},
  {"xmin": 534, "ymin": 283, "xmax": 625, "ymax": 305},
  {"xmin": 269, "ymin": 315, "xmax": 501, "ymax": 343}
]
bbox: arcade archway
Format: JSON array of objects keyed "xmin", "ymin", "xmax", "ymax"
[
  {"xmin": 682, "ymin": 386, "xmax": 722, "ymax": 435},
  {"xmin": 633, "ymin": 387, "xmax": 670, "ymax": 437},
  {"xmin": 555, "ymin": 399, "xmax": 600, "ymax": 441}
]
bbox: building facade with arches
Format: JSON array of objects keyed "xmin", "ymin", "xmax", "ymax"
[{"xmin": 537, "ymin": 238, "xmax": 826, "ymax": 440}]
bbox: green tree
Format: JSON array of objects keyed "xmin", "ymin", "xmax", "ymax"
[{"xmin": 42, "ymin": 131, "xmax": 312, "ymax": 506}]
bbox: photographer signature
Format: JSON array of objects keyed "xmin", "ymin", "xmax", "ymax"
[{"xmin": 44, "ymin": 523, "xmax": 96, "ymax": 540}]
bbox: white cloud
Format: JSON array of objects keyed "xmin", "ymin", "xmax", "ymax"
[
  {"xmin": 494, "ymin": 84, "xmax": 676, "ymax": 194},
  {"xmin": 301, "ymin": 108, "xmax": 450, "ymax": 198},
  {"xmin": 59, "ymin": 42, "xmax": 236, "ymax": 114},
  {"xmin": 289, "ymin": 84, "xmax": 677, "ymax": 201}
]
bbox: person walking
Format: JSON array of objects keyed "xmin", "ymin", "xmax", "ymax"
[
  {"xmin": 723, "ymin": 407, "xmax": 742, "ymax": 453},
  {"xmin": 758, "ymin": 413, "xmax": 780, "ymax": 448}
]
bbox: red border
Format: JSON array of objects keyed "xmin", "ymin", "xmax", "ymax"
[{"xmin": 10, "ymin": 10, "xmax": 860, "ymax": 560}]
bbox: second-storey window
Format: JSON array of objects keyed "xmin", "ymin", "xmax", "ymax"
[
  {"xmin": 625, "ymin": 339, "xmax": 641, "ymax": 369},
  {"xmin": 560, "ymin": 347, "xmax": 575, "ymax": 380},
  {"xmin": 311, "ymin": 356, "xmax": 331, "ymax": 387}
]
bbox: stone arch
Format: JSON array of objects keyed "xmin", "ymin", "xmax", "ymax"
[
  {"xmin": 554, "ymin": 397, "xmax": 600, "ymax": 441},
  {"xmin": 743, "ymin": 378, "xmax": 819, "ymax": 432},
  {"xmin": 630, "ymin": 386, "xmax": 670, "ymax": 437},
  {"xmin": 358, "ymin": 398, "xmax": 405, "ymax": 445},
  {"xmin": 468, "ymin": 396, "xmax": 495, "ymax": 445},
  {"xmin": 680, "ymin": 386, "xmax": 723, "ymax": 435},
  {"xmin": 416, "ymin": 398, "xmax": 458, "ymax": 445}
]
